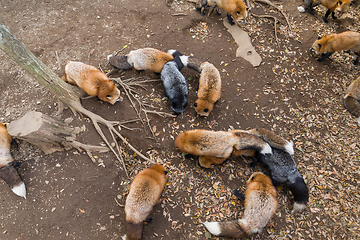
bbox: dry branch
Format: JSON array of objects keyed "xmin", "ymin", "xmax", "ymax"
[
  {"xmin": 7, "ymin": 111, "xmax": 109, "ymax": 163},
  {"xmin": 251, "ymin": 13, "xmax": 279, "ymax": 44},
  {"xmin": 0, "ymin": 22, "xmax": 155, "ymax": 178},
  {"xmin": 254, "ymin": 0, "xmax": 292, "ymax": 31}
]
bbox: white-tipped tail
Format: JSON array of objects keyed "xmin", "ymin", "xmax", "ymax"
[
  {"xmin": 298, "ymin": 6, "xmax": 305, "ymax": 12},
  {"xmin": 11, "ymin": 182, "xmax": 26, "ymax": 199},
  {"xmin": 179, "ymin": 56, "xmax": 189, "ymax": 67},
  {"xmin": 167, "ymin": 49, "xmax": 177, "ymax": 55},
  {"xmin": 291, "ymin": 202, "xmax": 307, "ymax": 213},
  {"xmin": 260, "ymin": 143, "xmax": 272, "ymax": 155},
  {"xmin": 356, "ymin": 117, "xmax": 360, "ymax": 125},
  {"xmin": 107, "ymin": 54, "xmax": 114, "ymax": 62},
  {"xmin": 285, "ymin": 142, "xmax": 294, "ymax": 155},
  {"xmin": 121, "ymin": 234, "xmax": 126, "ymax": 240},
  {"xmin": 203, "ymin": 221, "xmax": 221, "ymax": 236}
]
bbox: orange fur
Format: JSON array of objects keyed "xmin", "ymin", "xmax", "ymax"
[
  {"xmin": 194, "ymin": 62, "xmax": 221, "ymax": 117},
  {"xmin": 124, "ymin": 164, "xmax": 167, "ymax": 240},
  {"xmin": 203, "ymin": 172, "xmax": 277, "ymax": 238},
  {"xmin": 313, "ymin": 0, "xmax": 339, "ymax": 11},
  {"xmin": 206, "ymin": 0, "xmax": 247, "ymax": 22},
  {"xmin": 311, "ymin": 31, "xmax": 360, "ymax": 58},
  {"xmin": 62, "ymin": 61, "xmax": 122, "ymax": 104},
  {"xmin": 175, "ymin": 129, "xmax": 271, "ymax": 168},
  {"xmin": 335, "ymin": 0, "xmax": 351, "ymax": 14},
  {"xmin": 0, "ymin": 123, "xmax": 12, "ymax": 167},
  {"xmin": 127, "ymin": 48, "xmax": 174, "ymax": 73}
]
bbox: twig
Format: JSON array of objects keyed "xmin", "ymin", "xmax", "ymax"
[
  {"xmin": 114, "ymin": 197, "xmax": 125, "ymax": 207},
  {"xmin": 143, "ymin": 109, "xmax": 177, "ymax": 118},
  {"xmin": 254, "ymin": 0, "xmax": 292, "ymax": 31},
  {"xmin": 251, "ymin": 13, "xmax": 279, "ymax": 44},
  {"xmin": 173, "ymin": 13, "xmax": 187, "ymax": 16}
]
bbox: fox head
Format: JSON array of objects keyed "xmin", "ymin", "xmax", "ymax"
[
  {"xmin": 247, "ymin": 172, "xmax": 273, "ymax": 186},
  {"xmin": 97, "ymin": 79, "xmax": 122, "ymax": 105},
  {"xmin": 231, "ymin": 1, "xmax": 248, "ymax": 22},
  {"xmin": 335, "ymin": 0, "xmax": 351, "ymax": 15},
  {"xmin": 310, "ymin": 37, "xmax": 325, "ymax": 55},
  {"xmin": 194, "ymin": 99, "xmax": 214, "ymax": 117}
]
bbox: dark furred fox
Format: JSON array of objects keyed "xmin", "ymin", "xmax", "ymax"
[
  {"xmin": 107, "ymin": 48, "xmax": 174, "ymax": 73},
  {"xmin": 123, "ymin": 164, "xmax": 167, "ymax": 240},
  {"xmin": 196, "ymin": 0, "xmax": 247, "ymax": 25},
  {"xmin": 160, "ymin": 50, "xmax": 188, "ymax": 114},
  {"xmin": 254, "ymin": 148, "xmax": 309, "ymax": 213},
  {"xmin": 179, "ymin": 56, "xmax": 221, "ymax": 117},
  {"xmin": 298, "ymin": 0, "xmax": 351, "ymax": 23},
  {"xmin": 203, "ymin": 172, "xmax": 277, "ymax": 238},
  {"xmin": 0, "ymin": 123, "xmax": 26, "ymax": 199},
  {"xmin": 343, "ymin": 76, "xmax": 360, "ymax": 124},
  {"xmin": 310, "ymin": 31, "xmax": 360, "ymax": 65},
  {"xmin": 62, "ymin": 61, "xmax": 122, "ymax": 104}
]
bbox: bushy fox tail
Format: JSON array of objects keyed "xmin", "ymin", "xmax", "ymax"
[
  {"xmin": 0, "ymin": 162, "xmax": 26, "ymax": 199},
  {"xmin": 107, "ymin": 54, "xmax": 132, "ymax": 70},
  {"xmin": 343, "ymin": 95, "xmax": 360, "ymax": 124},
  {"xmin": 179, "ymin": 56, "xmax": 206, "ymax": 73},
  {"xmin": 203, "ymin": 219, "xmax": 246, "ymax": 238},
  {"xmin": 246, "ymin": 128, "xmax": 294, "ymax": 155}
]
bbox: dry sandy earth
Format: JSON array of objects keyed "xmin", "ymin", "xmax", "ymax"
[{"xmin": 0, "ymin": 0, "xmax": 359, "ymax": 239}]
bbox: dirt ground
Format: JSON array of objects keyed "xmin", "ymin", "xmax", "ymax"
[{"xmin": 0, "ymin": 0, "xmax": 359, "ymax": 239}]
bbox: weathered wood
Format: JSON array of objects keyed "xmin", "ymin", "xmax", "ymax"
[
  {"xmin": 7, "ymin": 111, "xmax": 109, "ymax": 162},
  {"xmin": 0, "ymin": 22, "xmax": 155, "ymax": 176}
]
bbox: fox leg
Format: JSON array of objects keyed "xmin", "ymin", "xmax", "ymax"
[
  {"xmin": 353, "ymin": 53, "xmax": 359, "ymax": 65},
  {"xmin": 323, "ymin": 9, "xmax": 332, "ymax": 22},
  {"xmin": 233, "ymin": 189, "xmax": 245, "ymax": 201},
  {"xmin": 317, "ymin": 52, "xmax": 333, "ymax": 61},
  {"xmin": 227, "ymin": 14, "xmax": 235, "ymax": 25},
  {"xmin": 199, "ymin": 156, "xmax": 227, "ymax": 168}
]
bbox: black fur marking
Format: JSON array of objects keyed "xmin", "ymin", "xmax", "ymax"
[
  {"xmin": 288, "ymin": 176, "xmax": 309, "ymax": 205},
  {"xmin": 227, "ymin": 14, "xmax": 235, "ymax": 25},
  {"xmin": 317, "ymin": 52, "xmax": 333, "ymax": 62},
  {"xmin": 145, "ymin": 217, "xmax": 154, "ymax": 224},
  {"xmin": 160, "ymin": 59, "xmax": 189, "ymax": 113},
  {"xmin": 354, "ymin": 56, "xmax": 359, "ymax": 65},
  {"xmin": 256, "ymin": 148, "xmax": 309, "ymax": 206},
  {"xmin": 233, "ymin": 189, "xmax": 245, "ymax": 201}
]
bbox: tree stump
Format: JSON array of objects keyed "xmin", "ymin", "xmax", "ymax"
[{"xmin": 7, "ymin": 111, "xmax": 108, "ymax": 162}]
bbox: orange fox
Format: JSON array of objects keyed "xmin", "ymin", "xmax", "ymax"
[
  {"xmin": 175, "ymin": 129, "xmax": 273, "ymax": 168},
  {"xmin": 203, "ymin": 172, "xmax": 277, "ymax": 238},
  {"xmin": 62, "ymin": 61, "xmax": 122, "ymax": 104},
  {"xmin": 298, "ymin": 0, "xmax": 351, "ymax": 22},
  {"xmin": 107, "ymin": 48, "xmax": 174, "ymax": 73},
  {"xmin": 179, "ymin": 56, "xmax": 221, "ymax": 117},
  {"xmin": 0, "ymin": 123, "xmax": 26, "ymax": 199},
  {"xmin": 123, "ymin": 164, "xmax": 167, "ymax": 240},
  {"xmin": 197, "ymin": 0, "xmax": 247, "ymax": 25},
  {"xmin": 310, "ymin": 31, "xmax": 360, "ymax": 65},
  {"xmin": 343, "ymin": 76, "xmax": 360, "ymax": 124}
]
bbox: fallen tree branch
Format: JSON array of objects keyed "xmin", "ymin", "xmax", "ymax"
[
  {"xmin": 254, "ymin": 0, "xmax": 292, "ymax": 31},
  {"xmin": 0, "ymin": 22, "xmax": 155, "ymax": 178},
  {"xmin": 251, "ymin": 13, "xmax": 279, "ymax": 44}
]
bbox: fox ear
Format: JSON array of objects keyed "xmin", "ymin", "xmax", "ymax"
[
  {"xmin": 338, "ymin": 0, "xmax": 342, "ymax": 4},
  {"xmin": 350, "ymin": 2, "xmax": 353, "ymax": 6},
  {"xmin": 317, "ymin": 36, "xmax": 321, "ymax": 40},
  {"xmin": 317, "ymin": 43, "xmax": 321, "ymax": 48}
]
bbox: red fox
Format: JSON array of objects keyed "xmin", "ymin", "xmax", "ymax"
[
  {"xmin": 62, "ymin": 61, "xmax": 122, "ymax": 104},
  {"xmin": 0, "ymin": 123, "xmax": 26, "ymax": 199},
  {"xmin": 179, "ymin": 56, "xmax": 221, "ymax": 117},
  {"xmin": 107, "ymin": 48, "xmax": 174, "ymax": 73},
  {"xmin": 196, "ymin": 0, "xmax": 247, "ymax": 25},
  {"xmin": 123, "ymin": 164, "xmax": 167, "ymax": 240},
  {"xmin": 298, "ymin": 0, "xmax": 351, "ymax": 22},
  {"xmin": 203, "ymin": 172, "xmax": 277, "ymax": 238},
  {"xmin": 343, "ymin": 76, "xmax": 360, "ymax": 124},
  {"xmin": 175, "ymin": 129, "xmax": 273, "ymax": 168},
  {"xmin": 310, "ymin": 31, "xmax": 360, "ymax": 65}
]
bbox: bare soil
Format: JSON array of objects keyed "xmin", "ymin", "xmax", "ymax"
[{"xmin": 0, "ymin": 0, "xmax": 359, "ymax": 239}]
